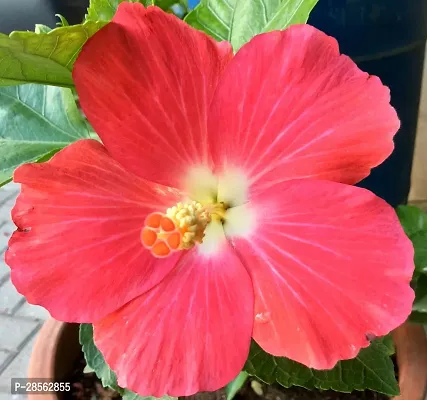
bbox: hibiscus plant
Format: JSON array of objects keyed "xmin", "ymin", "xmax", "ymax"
[{"xmin": 1, "ymin": 0, "xmax": 427, "ymax": 398}]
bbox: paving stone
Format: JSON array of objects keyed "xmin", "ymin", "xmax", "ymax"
[
  {"xmin": 0, "ymin": 183, "xmax": 19, "ymax": 201},
  {"xmin": 0, "ymin": 190, "xmax": 17, "ymax": 204},
  {"xmin": 0, "ymin": 207, "xmax": 16, "ymax": 220},
  {"xmin": 0, "ymin": 221, "xmax": 15, "ymax": 235},
  {"xmin": 15, "ymin": 304, "xmax": 50, "ymax": 322},
  {"xmin": 0, "ymin": 393, "xmax": 27, "ymax": 400},
  {"xmin": 0, "ymin": 209, "xmax": 12, "ymax": 228},
  {"xmin": 0, "ymin": 337, "xmax": 37, "ymax": 397},
  {"xmin": 0, "ymin": 223, "xmax": 13, "ymax": 252},
  {"xmin": 1, "ymin": 183, "xmax": 19, "ymax": 193},
  {"xmin": 0, "ymin": 335, "xmax": 37, "ymax": 392},
  {"xmin": 0, "ymin": 351, "xmax": 10, "ymax": 368},
  {"xmin": 0, "ymin": 262, "xmax": 9, "ymax": 283},
  {"xmin": 3, "ymin": 196, "xmax": 17, "ymax": 209},
  {"xmin": 0, "ymin": 280, "xmax": 24, "ymax": 314},
  {"xmin": 0, "ymin": 315, "xmax": 38, "ymax": 353}
]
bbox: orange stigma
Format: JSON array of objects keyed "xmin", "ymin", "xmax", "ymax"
[
  {"xmin": 141, "ymin": 201, "xmax": 221, "ymax": 258},
  {"xmin": 141, "ymin": 213, "xmax": 182, "ymax": 258}
]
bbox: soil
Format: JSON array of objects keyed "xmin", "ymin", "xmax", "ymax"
[
  {"xmin": 64, "ymin": 354, "xmax": 390, "ymax": 400},
  {"xmin": 64, "ymin": 354, "xmax": 121, "ymax": 399}
]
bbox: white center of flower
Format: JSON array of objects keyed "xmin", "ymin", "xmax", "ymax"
[
  {"xmin": 183, "ymin": 166, "xmax": 249, "ymax": 207},
  {"xmin": 141, "ymin": 167, "xmax": 256, "ymax": 258}
]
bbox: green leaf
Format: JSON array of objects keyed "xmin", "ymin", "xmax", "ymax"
[
  {"xmin": 411, "ymin": 231, "xmax": 427, "ymax": 273},
  {"xmin": 185, "ymin": 0, "xmax": 318, "ymax": 51},
  {"xmin": 79, "ymin": 324, "xmax": 120, "ymax": 390},
  {"xmin": 397, "ymin": 205, "xmax": 427, "ymax": 274},
  {"xmin": 381, "ymin": 334, "xmax": 395, "ymax": 356},
  {"xmin": 35, "ymin": 25, "xmax": 52, "ymax": 34},
  {"xmin": 83, "ymin": 364, "xmax": 95, "ymax": 373},
  {"xmin": 409, "ymin": 310, "xmax": 427, "ymax": 324},
  {"xmin": 56, "ymin": 14, "xmax": 70, "ymax": 27},
  {"xmin": 0, "ymin": 84, "xmax": 90, "ymax": 186},
  {"xmin": 156, "ymin": 0, "xmax": 179, "ymax": 9},
  {"xmin": 412, "ymin": 274, "xmax": 427, "ymax": 312},
  {"xmin": 0, "ymin": 147, "xmax": 61, "ymax": 187},
  {"xmin": 179, "ymin": 0, "xmax": 189, "ymax": 9},
  {"xmin": 86, "ymin": 0, "xmax": 154, "ymax": 21},
  {"xmin": 85, "ymin": 0, "xmax": 189, "ymax": 22},
  {"xmin": 0, "ymin": 21, "xmax": 106, "ymax": 87},
  {"xmin": 244, "ymin": 338, "xmax": 399, "ymax": 396},
  {"xmin": 122, "ymin": 391, "xmax": 176, "ymax": 400},
  {"xmin": 226, "ymin": 371, "xmax": 249, "ymax": 400},
  {"xmin": 184, "ymin": 0, "xmax": 231, "ymax": 42},
  {"xmin": 397, "ymin": 205, "xmax": 427, "ymax": 237}
]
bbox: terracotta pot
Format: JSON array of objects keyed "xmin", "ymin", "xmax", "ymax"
[
  {"xmin": 392, "ymin": 322, "xmax": 427, "ymax": 400},
  {"xmin": 28, "ymin": 318, "xmax": 427, "ymax": 400},
  {"xmin": 27, "ymin": 318, "xmax": 81, "ymax": 400}
]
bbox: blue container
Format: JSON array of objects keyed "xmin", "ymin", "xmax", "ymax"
[
  {"xmin": 188, "ymin": 0, "xmax": 200, "ymax": 9},
  {"xmin": 309, "ymin": 0, "xmax": 427, "ymax": 206}
]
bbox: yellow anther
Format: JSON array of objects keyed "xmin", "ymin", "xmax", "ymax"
[
  {"xmin": 143, "ymin": 201, "xmax": 227, "ymax": 256},
  {"xmin": 166, "ymin": 201, "xmax": 210, "ymax": 249}
]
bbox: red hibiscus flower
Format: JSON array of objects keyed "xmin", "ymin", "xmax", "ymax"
[{"xmin": 6, "ymin": 3, "xmax": 414, "ymax": 397}]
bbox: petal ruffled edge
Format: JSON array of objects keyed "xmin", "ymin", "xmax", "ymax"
[{"xmin": 227, "ymin": 179, "xmax": 413, "ymax": 368}]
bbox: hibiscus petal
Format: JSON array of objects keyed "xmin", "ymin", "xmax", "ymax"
[
  {"xmin": 208, "ymin": 25, "xmax": 400, "ymax": 192},
  {"xmin": 6, "ymin": 140, "xmax": 184, "ymax": 323},
  {"xmin": 73, "ymin": 3, "xmax": 232, "ymax": 188},
  {"xmin": 94, "ymin": 244, "xmax": 253, "ymax": 396},
  {"xmin": 228, "ymin": 179, "xmax": 414, "ymax": 369}
]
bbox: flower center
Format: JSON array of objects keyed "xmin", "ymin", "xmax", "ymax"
[{"xmin": 141, "ymin": 201, "xmax": 227, "ymax": 258}]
